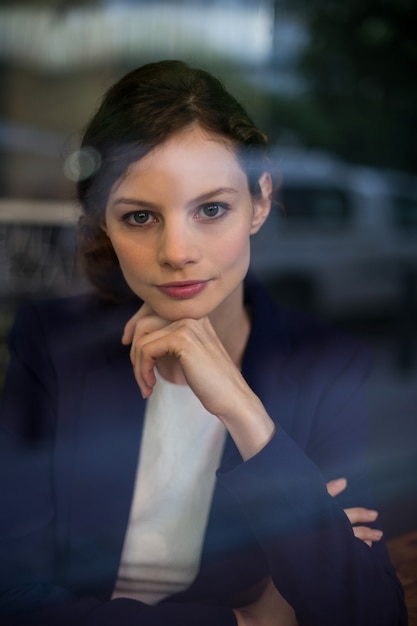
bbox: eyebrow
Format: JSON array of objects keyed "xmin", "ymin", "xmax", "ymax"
[{"xmin": 111, "ymin": 187, "xmax": 239, "ymax": 210}]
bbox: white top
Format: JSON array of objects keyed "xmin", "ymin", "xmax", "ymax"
[{"xmin": 112, "ymin": 369, "xmax": 227, "ymax": 605}]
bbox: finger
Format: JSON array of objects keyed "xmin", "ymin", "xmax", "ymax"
[
  {"xmin": 130, "ymin": 321, "xmax": 189, "ymax": 396},
  {"xmin": 131, "ymin": 332, "xmax": 165, "ymax": 397},
  {"xmin": 135, "ymin": 349, "xmax": 157, "ymax": 398},
  {"xmin": 127, "ymin": 310, "xmax": 172, "ymax": 396},
  {"xmin": 129, "ymin": 314, "xmax": 171, "ymax": 371},
  {"xmin": 130, "ymin": 341, "xmax": 157, "ymax": 399},
  {"xmin": 133, "ymin": 327, "xmax": 187, "ymax": 396},
  {"xmin": 343, "ymin": 506, "xmax": 378, "ymax": 525},
  {"xmin": 122, "ymin": 302, "xmax": 155, "ymax": 345},
  {"xmin": 326, "ymin": 477, "xmax": 347, "ymax": 498},
  {"xmin": 352, "ymin": 525, "xmax": 383, "ymax": 547}
]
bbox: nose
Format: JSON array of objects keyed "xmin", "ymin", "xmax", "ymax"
[{"xmin": 157, "ymin": 222, "xmax": 200, "ymax": 268}]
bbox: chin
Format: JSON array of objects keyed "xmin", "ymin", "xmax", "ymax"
[
  {"xmin": 151, "ymin": 295, "xmax": 219, "ymax": 322},
  {"xmin": 159, "ymin": 303, "xmax": 213, "ymax": 322}
]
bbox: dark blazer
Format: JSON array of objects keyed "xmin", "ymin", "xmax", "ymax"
[{"xmin": 0, "ymin": 275, "xmax": 407, "ymax": 626}]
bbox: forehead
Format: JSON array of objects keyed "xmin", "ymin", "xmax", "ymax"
[{"xmin": 117, "ymin": 126, "xmax": 248, "ymax": 192}]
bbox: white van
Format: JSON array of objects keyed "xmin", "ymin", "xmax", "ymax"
[{"xmin": 250, "ymin": 149, "xmax": 417, "ymax": 318}]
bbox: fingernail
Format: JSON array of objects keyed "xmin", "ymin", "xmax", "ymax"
[
  {"xmin": 372, "ymin": 530, "xmax": 383, "ymax": 540},
  {"xmin": 367, "ymin": 510, "xmax": 378, "ymax": 520}
]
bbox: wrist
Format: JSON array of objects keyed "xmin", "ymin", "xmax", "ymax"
[{"xmin": 219, "ymin": 391, "xmax": 275, "ymax": 461}]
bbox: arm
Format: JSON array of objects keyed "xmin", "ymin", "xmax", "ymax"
[
  {"xmin": 230, "ymin": 479, "xmax": 384, "ymax": 626},
  {"xmin": 124, "ymin": 304, "xmax": 407, "ymax": 626},
  {"xmin": 215, "ymin": 345, "xmax": 407, "ymax": 626}
]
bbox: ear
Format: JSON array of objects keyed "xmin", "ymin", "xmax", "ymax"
[{"xmin": 250, "ymin": 172, "xmax": 272, "ymax": 235}]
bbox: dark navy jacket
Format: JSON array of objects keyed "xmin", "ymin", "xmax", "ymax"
[{"xmin": 0, "ymin": 276, "xmax": 407, "ymax": 625}]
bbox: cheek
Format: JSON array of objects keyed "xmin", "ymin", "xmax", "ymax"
[
  {"xmin": 216, "ymin": 227, "xmax": 251, "ymax": 271},
  {"xmin": 108, "ymin": 235, "xmax": 149, "ymax": 276}
]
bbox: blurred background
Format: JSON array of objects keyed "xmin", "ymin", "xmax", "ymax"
[{"xmin": 0, "ymin": 0, "xmax": 416, "ymax": 539}]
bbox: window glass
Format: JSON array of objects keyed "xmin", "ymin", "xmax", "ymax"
[
  {"xmin": 280, "ymin": 187, "xmax": 352, "ymax": 227},
  {"xmin": 392, "ymin": 195, "xmax": 417, "ymax": 233}
]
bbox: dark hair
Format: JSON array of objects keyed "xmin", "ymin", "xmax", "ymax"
[{"xmin": 77, "ymin": 59, "xmax": 271, "ymax": 300}]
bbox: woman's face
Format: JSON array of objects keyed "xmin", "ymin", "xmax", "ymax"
[{"xmin": 104, "ymin": 125, "xmax": 271, "ymax": 322}]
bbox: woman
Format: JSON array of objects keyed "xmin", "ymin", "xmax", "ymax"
[{"xmin": 0, "ymin": 60, "xmax": 406, "ymax": 625}]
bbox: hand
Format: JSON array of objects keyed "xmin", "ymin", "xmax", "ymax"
[
  {"xmin": 233, "ymin": 577, "xmax": 297, "ymax": 626},
  {"xmin": 326, "ymin": 478, "xmax": 383, "ymax": 547},
  {"xmin": 123, "ymin": 303, "xmax": 239, "ymax": 403},
  {"xmin": 122, "ymin": 304, "xmax": 275, "ymax": 460}
]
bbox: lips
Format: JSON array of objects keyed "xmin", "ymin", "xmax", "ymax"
[{"xmin": 156, "ymin": 280, "xmax": 210, "ymax": 299}]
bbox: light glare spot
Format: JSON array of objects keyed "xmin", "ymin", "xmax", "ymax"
[{"xmin": 63, "ymin": 147, "xmax": 101, "ymax": 182}]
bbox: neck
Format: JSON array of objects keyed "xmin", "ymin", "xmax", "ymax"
[{"xmin": 209, "ymin": 281, "xmax": 250, "ymax": 367}]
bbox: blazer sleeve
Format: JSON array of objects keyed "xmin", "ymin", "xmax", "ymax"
[
  {"xmin": 217, "ymin": 340, "xmax": 407, "ymax": 626},
  {"xmin": 0, "ymin": 304, "xmax": 238, "ymax": 626}
]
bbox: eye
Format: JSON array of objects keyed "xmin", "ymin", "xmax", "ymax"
[
  {"xmin": 123, "ymin": 210, "xmax": 155, "ymax": 226},
  {"xmin": 197, "ymin": 202, "xmax": 230, "ymax": 220}
]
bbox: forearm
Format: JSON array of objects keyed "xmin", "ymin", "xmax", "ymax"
[
  {"xmin": 217, "ymin": 380, "xmax": 276, "ymax": 461},
  {"xmin": 218, "ymin": 430, "xmax": 407, "ymax": 626}
]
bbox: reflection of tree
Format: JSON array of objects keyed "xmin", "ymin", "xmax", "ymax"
[{"xmin": 273, "ymin": 0, "xmax": 417, "ymax": 174}]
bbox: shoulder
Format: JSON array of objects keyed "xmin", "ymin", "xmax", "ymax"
[
  {"xmin": 9, "ymin": 291, "xmax": 141, "ymax": 367},
  {"xmin": 244, "ymin": 274, "xmax": 372, "ymax": 479},
  {"xmin": 245, "ymin": 272, "xmax": 371, "ymax": 381},
  {"xmin": 15, "ymin": 291, "xmax": 139, "ymax": 333}
]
